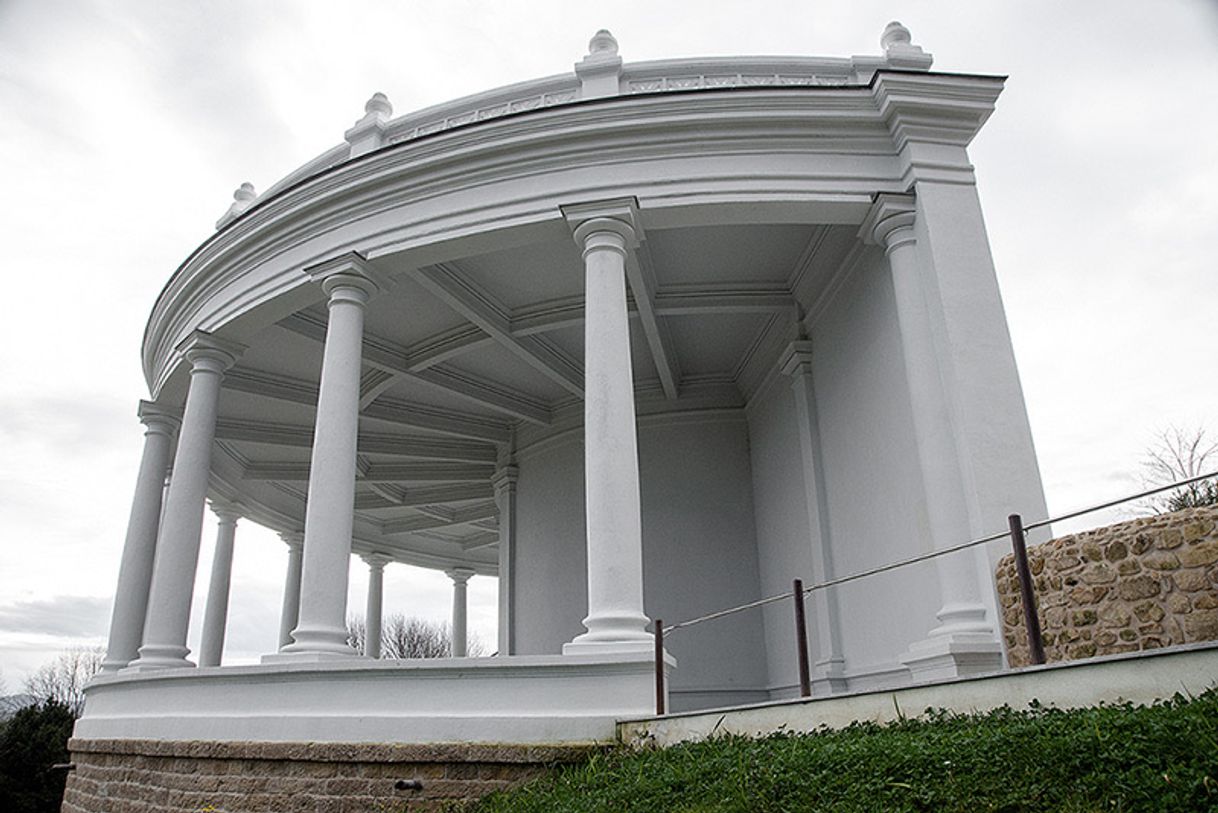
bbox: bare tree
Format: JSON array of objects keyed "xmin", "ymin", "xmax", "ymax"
[
  {"xmin": 346, "ymin": 613, "xmax": 484, "ymax": 658},
  {"xmin": 1140, "ymin": 425, "xmax": 1218, "ymax": 514},
  {"xmin": 23, "ymin": 646, "xmax": 104, "ymax": 717},
  {"xmin": 346, "ymin": 614, "xmax": 366, "ymax": 654}
]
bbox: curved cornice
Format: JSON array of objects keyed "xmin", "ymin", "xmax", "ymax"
[{"xmin": 143, "ymin": 71, "xmax": 1003, "ymax": 396}]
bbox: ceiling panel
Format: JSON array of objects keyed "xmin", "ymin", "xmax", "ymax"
[{"xmin": 646, "ymin": 224, "xmax": 814, "ymax": 287}]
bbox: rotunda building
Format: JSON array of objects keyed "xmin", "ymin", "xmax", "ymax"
[{"xmin": 74, "ymin": 21, "xmax": 1046, "ymax": 768}]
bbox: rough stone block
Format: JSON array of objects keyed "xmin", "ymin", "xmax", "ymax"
[
  {"xmin": 1179, "ymin": 540, "xmax": 1218, "ymax": 568},
  {"xmin": 1117, "ymin": 575, "xmax": 1161, "ymax": 600}
]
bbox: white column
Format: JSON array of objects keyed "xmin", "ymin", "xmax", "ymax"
[
  {"xmin": 277, "ymin": 532, "xmax": 304, "ymax": 649},
  {"xmin": 861, "ymin": 194, "xmax": 1002, "ymax": 681},
  {"xmin": 101, "ymin": 402, "xmax": 179, "ymax": 673},
  {"xmin": 492, "ymin": 465, "xmax": 518, "ymax": 656},
  {"xmin": 279, "ymin": 257, "xmax": 377, "ymax": 659},
  {"xmin": 447, "ymin": 568, "xmax": 475, "ymax": 657},
  {"xmin": 362, "ymin": 554, "xmax": 391, "ymax": 658},
  {"xmin": 198, "ymin": 503, "xmax": 240, "ymax": 667},
  {"xmin": 127, "ymin": 334, "xmax": 242, "ymax": 672},
  {"xmin": 778, "ymin": 342, "xmax": 847, "ymax": 693},
  {"xmin": 562, "ymin": 204, "xmax": 651, "ymax": 655}
]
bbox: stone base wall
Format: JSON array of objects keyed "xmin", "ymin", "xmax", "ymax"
[
  {"xmin": 61, "ymin": 739, "xmax": 594, "ymax": 813},
  {"xmin": 996, "ymin": 506, "xmax": 1218, "ymax": 668}
]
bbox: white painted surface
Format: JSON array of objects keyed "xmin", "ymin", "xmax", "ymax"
[
  {"xmin": 620, "ymin": 643, "xmax": 1218, "ymax": 747},
  {"xmin": 128, "ymin": 337, "xmax": 241, "ymax": 671},
  {"xmin": 563, "ymin": 209, "xmax": 651, "ymax": 654},
  {"xmin": 198, "ymin": 507, "xmax": 239, "ymax": 667},
  {"xmin": 101, "ymin": 403, "xmax": 178, "ymax": 674},
  {"xmin": 283, "ymin": 264, "xmax": 377, "ymax": 658},
  {"xmin": 79, "ymin": 653, "xmax": 663, "ymax": 745},
  {"xmin": 515, "ymin": 416, "xmax": 768, "ymax": 711},
  {"xmin": 276, "ymin": 533, "xmax": 303, "ymax": 650}
]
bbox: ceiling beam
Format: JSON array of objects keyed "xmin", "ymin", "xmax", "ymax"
[
  {"xmin": 653, "ymin": 287, "xmax": 795, "ymax": 316},
  {"xmin": 214, "ymin": 418, "xmax": 498, "ymax": 463},
  {"xmin": 362, "ymin": 395, "xmax": 512, "ymax": 444},
  {"xmin": 627, "ymin": 240, "xmax": 681, "ymax": 399},
  {"xmin": 411, "ymin": 263, "xmax": 584, "ymax": 397},
  {"xmin": 244, "ymin": 461, "xmax": 493, "ymax": 483},
  {"xmin": 280, "ymin": 311, "xmax": 551, "ymax": 425},
  {"xmin": 354, "ymin": 482, "xmax": 495, "ymax": 510},
  {"xmin": 460, "ymin": 531, "xmax": 500, "ymax": 551},
  {"xmin": 381, "ymin": 500, "xmax": 499, "ymax": 535},
  {"xmin": 223, "ymin": 366, "xmax": 511, "ymax": 443}
]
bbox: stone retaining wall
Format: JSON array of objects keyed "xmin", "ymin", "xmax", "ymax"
[
  {"xmin": 996, "ymin": 506, "xmax": 1218, "ymax": 668},
  {"xmin": 61, "ymin": 738, "xmax": 595, "ymax": 813}
]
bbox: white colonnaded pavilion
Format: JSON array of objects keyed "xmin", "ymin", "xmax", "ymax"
[{"xmin": 76, "ymin": 23, "xmax": 1047, "ymax": 751}]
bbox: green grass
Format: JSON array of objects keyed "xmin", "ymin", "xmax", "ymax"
[{"xmin": 466, "ymin": 689, "xmax": 1218, "ymax": 813}]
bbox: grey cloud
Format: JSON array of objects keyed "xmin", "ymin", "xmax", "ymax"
[
  {"xmin": 0, "ymin": 595, "xmax": 111, "ymax": 637},
  {"xmin": 0, "ymin": 395, "xmax": 133, "ymax": 452}
]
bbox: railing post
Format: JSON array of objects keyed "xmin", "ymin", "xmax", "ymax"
[
  {"xmin": 793, "ymin": 579, "xmax": 812, "ymax": 698},
  {"xmin": 653, "ymin": 618, "xmax": 665, "ymax": 716},
  {"xmin": 1008, "ymin": 513, "xmax": 1046, "ymax": 665}
]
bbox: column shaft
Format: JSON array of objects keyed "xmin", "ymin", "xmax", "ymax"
[
  {"xmin": 363, "ymin": 555, "xmax": 390, "ymax": 658},
  {"xmin": 277, "ymin": 534, "xmax": 304, "ymax": 649},
  {"xmin": 198, "ymin": 507, "xmax": 239, "ymax": 667},
  {"xmin": 282, "ymin": 266, "xmax": 377, "ymax": 657},
  {"xmin": 492, "ymin": 466, "xmax": 517, "ymax": 656},
  {"xmin": 101, "ymin": 402, "xmax": 178, "ymax": 673},
  {"xmin": 780, "ymin": 345, "xmax": 847, "ymax": 693},
  {"xmin": 129, "ymin": 337, "xmax": 240, "ymax": 671},
  {"xmin": 564, "ymin": 217, "xmax": 650, "ymax": 654},
  {"xmin": 863, "ymin": 195, "xmax": 1001, "ymax": 680},
  {"xmin": 448, "ymin": 569, "xmax": 474, "ymax": 657}
]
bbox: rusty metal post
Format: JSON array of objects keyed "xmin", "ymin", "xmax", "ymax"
[
  {"xmin": 792, "ymin": 579, "xmax": 811, "ymax": 698},
  {"xmin": 1008, "ymin": 513, "xmax": 1046, "ymax": 665},
  {"xmin": 654, "ymin": 618, "xmax": 666, "ymax": 715}
]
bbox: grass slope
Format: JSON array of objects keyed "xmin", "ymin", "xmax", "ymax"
[{"xmin": 468, "ymin": 689, "xmax": 1218, "ymax": 812}]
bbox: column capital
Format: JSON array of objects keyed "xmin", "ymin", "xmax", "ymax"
[
  {"xmin": 361, "ymin": 552, "xmax": 393, "ymax": 571},
  {"xmin": 859, "ymin": 193, "xmax": 917, "ymax": 252},
  {"xmin": 137, "ymin": 400, "xmax": 181, "ymax": 436},
  {"xmin": 279, "ymin": 530, "xmax": 304, "ymax": 550},
  {"xmin": 561, "ymin": 197, "xmax": 641, "ymax": 250},
  {"xmin": 305, "ymin": 252, "xmax": 379, "ymax": 302},
  {"xmin": 777, "ymin": 340, "xmax": 816, "ymax": 379},
  {"xmin": 175, "ymin": 331, "xmax": 245, "ymax": 373},
  {"xmin": 209, "ymin": 500, "xmax": 243, "ymax": 523},
  {"xmin": 446, "ymin": 567, "xmax": 475, "ymax": 585}
]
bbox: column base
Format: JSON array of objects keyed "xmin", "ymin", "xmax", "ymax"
[
  {"xmin": 563, "ymin": 611, "xmax": 653, "ymax": 656},
  {"xmin": 274, "ymin": 625, "xmax": 358, "ymax": 660},
  {"xmin": 562, "ymin": 638, "xmax": 654, "ymax": 656},
  {"xmin": 811, "ymin": 658, "xmax": 849, "ymax": 696},
  {"xmin": 899, "ymin": 634, "xmax": 1003, "ymax": 683},
  {"xmin": 123, "ymin": 645, "xmax": 196, "ymax": 673}
]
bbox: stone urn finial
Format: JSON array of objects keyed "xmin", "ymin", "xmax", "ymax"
[
  {"xmin": 881, "ymin": 21, "xmax": 912, "ymax": 51},
  {"xmin": 587, "ymin": 29, "xmax": 619, "ymax": 59},
  {"xmin": 879, "ymin": 20, "xmax": 933, "ymax": 70},
  {"xmin": 363, "ymin": 92, "xmax": 393, "ymax": 120},
  {"xmin": 216, "ymin": 182, "xmax": 257, "ymax": 229}
]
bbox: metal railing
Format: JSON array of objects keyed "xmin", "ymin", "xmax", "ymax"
[{"xmin": 651, "ymin": 470, "xmax": 1218, "ymax": 715}]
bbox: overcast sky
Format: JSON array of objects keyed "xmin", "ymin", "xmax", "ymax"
[{"xmin": 1, "ymin": 1, "xmax": 1215, "ymax": 687}]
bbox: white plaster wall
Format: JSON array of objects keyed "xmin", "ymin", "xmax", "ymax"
[
  {"xmin": 810, "ymin": 247, "xmax": 943, "ymax": 680},
  {"xmin": 743, "ymin": 376, "xmax": 817, "ymax": 698},
  {"xmin": 514, "ymin": 415, "xmax": 769, "ymax": 711},
  {"xmin": 514, "ymin": 436, "xmax": 588, "ymax": 656},
  {"xmin": 747, "ymin": 247, "xmax": 943, "ymax": 695}
]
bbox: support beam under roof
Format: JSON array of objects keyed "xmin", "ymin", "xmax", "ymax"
[{"xmin": 411, "ymin": 263, "xmax": 585, "ymax": 398}]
